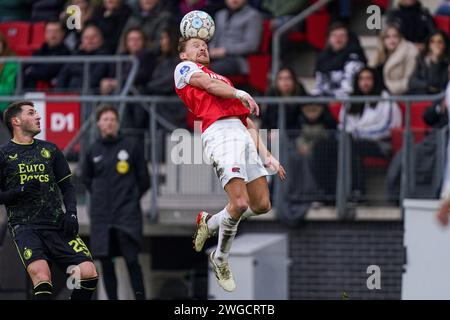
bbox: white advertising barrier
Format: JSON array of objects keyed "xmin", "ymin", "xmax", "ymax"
[{"xmin": 402, "ymin": 199, "xmax": 450, "ymax": 300}]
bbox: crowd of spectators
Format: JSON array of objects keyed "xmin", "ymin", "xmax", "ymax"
[{"xmin": 0, "ymin": 0, "xmax": 449, "ymax": 204}]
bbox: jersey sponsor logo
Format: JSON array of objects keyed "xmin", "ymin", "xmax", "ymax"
[
  {"xmin": 17, "ymin": 163, "xmax": 50, "ymax": 184},
  {"xmin": 93, "ymin": 155, "xmax": 103, "ymax": 163},
  {"xmin": 8, "ymin": 154, "xmax": 18, "ymax": 161},
  {"xmin": 23, "ymin": 248, "xmax": 33, "ymax": 260},
  {"xmin": 41, "ymin": 148, "xmax": 51, "ymax": 159},
  {"xmin": 232, "ymin": 167, "xmax": 241, "ymax": 173},
  {"xmin": 180, "ymin": 65, "xmax": 190, "ymax": 75}
]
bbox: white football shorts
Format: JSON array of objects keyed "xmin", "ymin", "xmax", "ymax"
[{"xmin": 202, "ymin": 118, "xmax": 268, "ymax": 189}]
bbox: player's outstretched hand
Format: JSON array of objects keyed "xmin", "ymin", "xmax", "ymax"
[
  {"xmin": 21, "ymin": 179, "xmax": 41, "ymax": 201},
  {"xmin": 437, "ymin": 200, "xmax": 450, "ymax": 226},
  {"xmin": 264, "ymin": 154, "xmax": 286, "ymax": 181},
  {"xmin": 61, "ymin": 213, "xmax": 79, "ymax": 237},
  {"xmin": 235, "ymin": 89, "xmax": 259, "ymax": 116}
]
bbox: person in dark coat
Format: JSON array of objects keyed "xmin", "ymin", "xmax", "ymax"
[
  {"xmin": 24, "ymin": 21, "xmax": 71, "ymax": 89},
  {"xmin": 142, "ymin": 25, "xmax": 185, "ymax": 129},
  {"xmin": 90, "ymin": 0, "xmax": 132, "ymax": 53},
  {"xmin": 55, "ymin": 23, "xmax": 109, "ymax": 92},
  {"xmin": 386, "ymin": 0, "xmax": 436, "ymax": 50},
  {"xmin": 408, "ymin": 30, "xmax": 449, "ymax": 95},
  {"xmin": 261, "ymin": 67, "xmax": 308, "ymax": 131},
  {"xmin": 81, "ymin": 105, "xmax": 150, "ymax": 300},
  {"xmin": 120, "ymin": 0, "xmax": 172, "ymax": 52},
  {"xmin": 31, "ymin": 0, "xmax": 65, "ymax": 22},
  {"xmin": 100, "ymin": 26, "xmax": 156, "ymax": 96},
  {"xmin": 312, "ymin": 22, "xmax": 367, "ymax": 97}
]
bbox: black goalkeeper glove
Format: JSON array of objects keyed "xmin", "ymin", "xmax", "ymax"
[{"xmin": 61, "ymin": 212, "xmax": 79, "ymax": 238}]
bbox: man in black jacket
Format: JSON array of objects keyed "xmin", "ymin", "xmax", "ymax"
[
  {"xmin": 82, "ymin": 105, "xmax": 150, "ymax": 300},
  {"xmin": 24, "ymin": 20, "xmax": 71, "ymax": 89}
]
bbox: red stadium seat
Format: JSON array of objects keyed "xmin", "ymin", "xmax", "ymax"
[
  {"xmin": 306, "ymin": 12, "xmax": 330, "ymax": 49},
  {"xmin": 259, "ymin": 19, "xmax": 272, "ymax": 54},
  {"xmin": 371, "ymin": 0, "xmax": 390, "ymax": 10},
  {"xmin": 30, "ymin": 22, "xmax": 46, "ymax": 50},
  {"xmin": 227, "ymin": 20, "xmax": 272, "ymax": 93},
  {"xmin": 363, "ymin": 157, "xmax": 389, "ymax": 168},
  {"xmin": 434, "ymin": 16, "xmax": 450, "ymax": 36},
  {"xmin": 13, "ymin": 47, "xmax": 32, "ymax": 56},
  {"xmin": 398, "ymin": 101, "xmax": 432, "ymax": 141},
  {"xmin": 0, "ymin": 21, "xmax": 31, "ymax": 52},
  {"xmin": 328, "ymin": 102, "xmax": 342, "ymax": 122},
  {"xmin": 287, "ymin": 31, "xmax": 306, "ymax": 43},
  {"xmin": 287, "ymin": 3, "xmax": 330, "ymax": 49}
]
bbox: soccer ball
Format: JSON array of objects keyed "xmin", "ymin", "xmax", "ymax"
[{"xmin": 180, "ymin": 10, "xmax": 215, "ymax": 42}]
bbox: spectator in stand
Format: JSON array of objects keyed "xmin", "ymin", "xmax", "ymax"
[
  {"xmin": 142, "ymin": 25, "xmax": 185, "ymax": 129},
  {"xmin": 0, "ymin": 33, "xmax": 18, "ymax": 118},
  {"xmin": 261, "ymin": 0, "xmax": 307, "ymax": 29},
  {"xmin": 261, "ymin": 67, "xmax": 308, "ymax": 131},
  {"xmin": 31, "ymin": 0, "xmax": 66, "ymax": 22},
  {"xmin": 288, "ymin": 99, "xmax": 337, "ymax": 200},
  {"xmin": 312, "ymin": 22, "xmax": 366, "ymax": 97},
  {"xmin": 312, "ymin": 68, "xmax": 402, "ymax": 199},
  {"xmin": 24, "ymin": 21, "xmax": 71, "ymax": 89},
  {"xmin": 55, "ymin": 23, "xmax": 109, "ymax": 91},
  {"xmin": 296, "ymin": 101, "xmax": 337, "ymax": 158},
  {"xmin": 208, "ymin": 0, "xmax": 262, "ymax": 76},
  {"xmin": 370, "ymin": 23, "xmax": 418, "ymax": 95},
  {"xmin": 100, "ymin": 27, "xmax": 155, "ymax": 95},
  {"xmin": 342, "ymin": 68, "xmax": 402, "ymax": 198},
  {"xmin": 90, "ymin": 0, "xmax": 132, "ymax": 53},
  {"xmin": 408, "ymin": 30, "xmax": 449, "ymax": 95},
  {"xmin": 436, "ymin": 0, "xmax": 450, "ymax": 16},
  {"xmin": 60, "ymin": 0, "xmax": 95, "ymax": 52},
  {"xmin": 0, "ymin": 0, "xmax": 32, "ymax": 22},
  {"xmin": 121, "ymin": 0, "xmax": 172, "ymax": 52},
  {"xmin": 203, "ymin": 0, "xmax": 226, "ymax": 18},
  {"xmin": 386, "ymin": 0, "xmax": 436, "ymax": 51}
]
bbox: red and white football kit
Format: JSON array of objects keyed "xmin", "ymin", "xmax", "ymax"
[{"xmin": 174, "ymin": 61, "xmax": 268, "ymax": 188}]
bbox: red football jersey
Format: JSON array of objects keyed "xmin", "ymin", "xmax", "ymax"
[{"xmin": 174, "ymin": 61, "xmax": 249, "ymax": 132}]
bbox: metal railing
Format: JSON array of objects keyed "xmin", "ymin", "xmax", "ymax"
[
  {"xmin": 271, "ymin": 0, "xmax": 332, "ymax": 85},
  {"xmin": 0, "ymin": 54, "xmax": 139, "ymax": 160},
  {"xmin": 0, "ymin": 92, "xmax": 445, "ymax": 222}
]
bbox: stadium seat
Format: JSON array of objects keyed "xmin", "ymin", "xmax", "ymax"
[
  {"xmin": 371, "ymin": 0, "xmax": 390, "ymax": 10},
  {"xmin": 13, "ymin": 47, "xmax": 32, "ymax": 56},
  {"xmin": 328, "ymin": 102, "xmax": 342, "ymax": 122},
  {"xmin": 0, "ymin": 21, "xmax": 31, "ymax": 52},
  {"xmin": 363, "ymin": 100, "xmax": 433, "ymax": 168},
  {"xmin": 434, "ymin": 16, "xmax": 450, "ymax": 36},
  {"xmin": 306, "ymin": 12, "xmax": 330, "ymax": 49},
  {"xmin": 36, "ymin": 80, "xmax": 51, "ymax": 91},
  {"xmin": 287, "ymin": 1, "xmax": 330, "ymax": 49},
  {"xmin": 228, "ymin": 19, "xmax": 272, "ymax": 93},
  {"xmin": 30, "ymin": 22, "xmax": 46, "ymax": 50}
]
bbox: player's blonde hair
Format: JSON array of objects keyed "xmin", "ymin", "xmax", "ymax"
[{"xmin": 178, "ymin": 37, "xmax": 189, "ymax": 53}]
